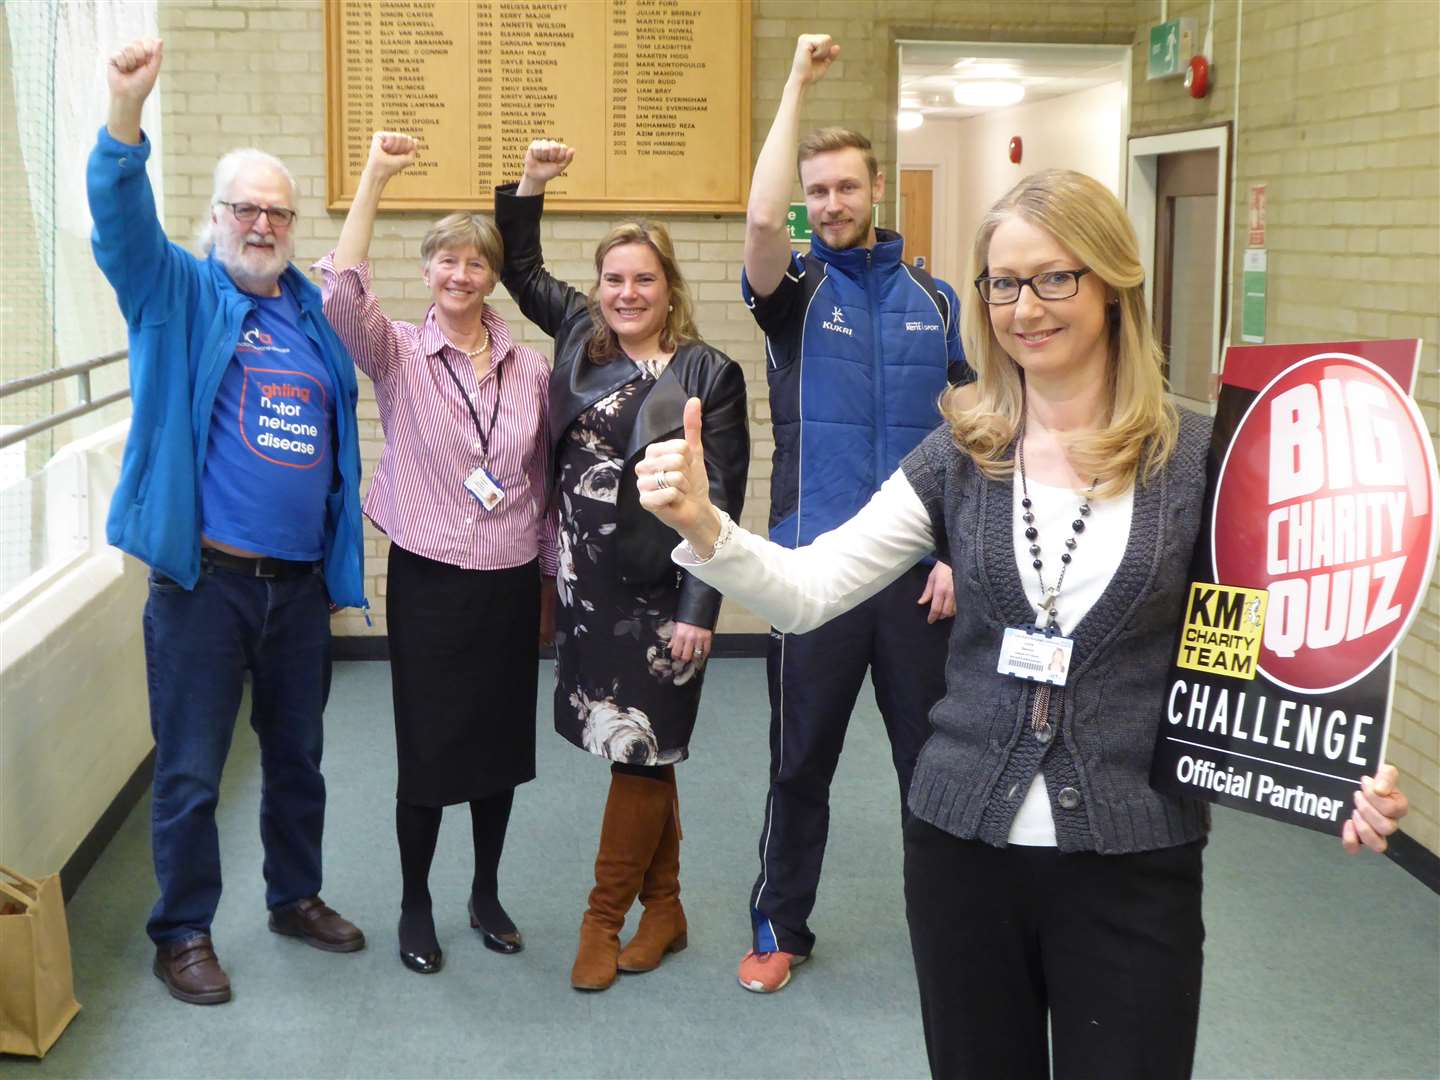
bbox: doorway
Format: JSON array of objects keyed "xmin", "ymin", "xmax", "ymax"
[
  {"xmin": 1127, "ymin": 127, "xmax": 1231, "ymax": 414},
  {"xmin": 896, "ymin": 41, "xmax": 1131, "ymax": 284},
  {"xmin": 1155, "ymin": 149, "xmax": 1220, "ymax": 409},
  {"xmin": 900, "ymin": 168, "xmax": 934, "ymax": 270}
]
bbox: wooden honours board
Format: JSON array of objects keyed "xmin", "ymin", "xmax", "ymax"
[{"xmin": 325, "ymin": 0, "xmax": 751, "ymax": 213}]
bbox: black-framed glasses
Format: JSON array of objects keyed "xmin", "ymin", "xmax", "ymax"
[
  {"xmin": 973, "ymin": 268, "xmax": 1092, "ymax": 305},
  {"xmin": 216, "ymin": 200, "xmax": 297, "ymax": 228}
]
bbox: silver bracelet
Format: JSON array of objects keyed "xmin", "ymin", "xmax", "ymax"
[{"xmin": 685, "ymin": 509, "xmax": 735, "ymax": 563}]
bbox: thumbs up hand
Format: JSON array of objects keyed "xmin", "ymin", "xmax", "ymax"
[{"xmin": 637, "ymin": 397, "xmax": 724, "ymax": 555}]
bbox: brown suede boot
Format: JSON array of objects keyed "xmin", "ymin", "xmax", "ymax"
[
  {"xmin": 617, "ymin": 783, "xmax": 687, "ymax": 974},
  {"xmin": 570, "ymin": 770, "xmax": 673, "ymax": 991}
]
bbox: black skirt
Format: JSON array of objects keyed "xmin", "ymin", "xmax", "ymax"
[{"xmin": 386, "ymin": 543, "xmax": 540, "ymax": 805}]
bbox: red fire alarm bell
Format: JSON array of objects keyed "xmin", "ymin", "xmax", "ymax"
[
  {"xmin": 1185, "ymin": 55, "xmax": 1210, "ymax": 98},
  {"xmin": 1009, "ymin": 136, "xmax": 1023, "ymax": 164}
]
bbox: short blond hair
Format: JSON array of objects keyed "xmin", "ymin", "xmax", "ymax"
[
  {"xmin": 420, "ymin": 212, "xmax": 504, "ymax": 274},
  {"xmin": 797, "ymin": 127, "xmax": 878, "ymax": 182},
  {"xmin": 584, "ymin": 220, "xmax": 699, "ymax": 364},
  {"xmin": 943, "ymin": 170, "xmax": 1177, "ymax": 498}
]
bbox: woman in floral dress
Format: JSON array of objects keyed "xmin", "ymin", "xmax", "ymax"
[{"xmin": 496, "ymin": 140, "xmax": 749, "ymax": 991}]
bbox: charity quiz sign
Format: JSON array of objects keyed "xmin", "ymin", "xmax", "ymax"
[{"xmin": 1151, "ymin": 340, "xmax": 1437, "ymax": 834}]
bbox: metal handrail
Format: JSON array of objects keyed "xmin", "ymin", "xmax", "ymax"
[
  {"xmin": 0, "ymin": 350, "xmax": 130, "ymax": 451},
  {"xmin": 0, "ymin": 349, "xmax": 128, "ymax": 398}
]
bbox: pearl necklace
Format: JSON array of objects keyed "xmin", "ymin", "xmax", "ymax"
[{"xmin": 460, "ymin": 324, "xmax": 490, "ymax": 358}]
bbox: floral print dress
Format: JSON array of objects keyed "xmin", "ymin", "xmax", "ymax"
[{"xmin": 553, "ymin": 365, "xmax": 706, "ymax": 766}]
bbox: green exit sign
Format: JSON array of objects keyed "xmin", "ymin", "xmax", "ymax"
[
  {"xmin": 786, "ymin": 203, "xmax": 812, "ymax": 242},
  {"xmin": 786, "ymin": 203, "xmax": 881, "ymax": 244},
  {"xmin": 1148, "ymin": 18, "xmax": 1195, "ymax": 80}
]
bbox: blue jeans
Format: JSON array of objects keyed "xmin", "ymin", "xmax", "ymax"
[{"xmin": 142, "ymin": 563, "xmax": 331, "ymax": 944}]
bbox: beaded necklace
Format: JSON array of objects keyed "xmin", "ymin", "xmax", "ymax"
[{"xmin": 1017, "ymin": 432, "xmax": 1098, "ymax": 737}]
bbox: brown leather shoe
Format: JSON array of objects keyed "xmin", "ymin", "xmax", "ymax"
[
  {"xmin": 268, "ymin": 896, "xmax": 366, "ymax": 953},
  {"xmin": 153, "ymin": 933, "xmax": 231, "ymax": 1005}
]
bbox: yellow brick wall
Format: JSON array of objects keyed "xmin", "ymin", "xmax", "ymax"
[
  {"xmin": 1129, "ymin": 0, "xmax": 1440, "ymax": 856},
  {"xmin": 148, "ymin": 0, "xmax": 1437, "ymax": 852},
  {"xmin": 153, "ymin": 0, "xmax": 1135, "ymax": 642}
]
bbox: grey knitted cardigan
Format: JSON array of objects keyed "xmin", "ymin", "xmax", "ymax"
[{"xmin": 899, "ymin": 408, "xmax": 1213, "ymax": 854}]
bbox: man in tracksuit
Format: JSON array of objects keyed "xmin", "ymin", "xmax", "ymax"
[
  {"xmin": 91, "ymin": 39, "xmax": 368, "ymax": 1006},
  {"xmin": 736, "ymin": 33, "xmax": 971, "ymax": 994}
]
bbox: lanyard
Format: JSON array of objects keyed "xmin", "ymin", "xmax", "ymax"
[{"xmin": 438, "ymin": 353, "xmax": 503, "ymax": 464}]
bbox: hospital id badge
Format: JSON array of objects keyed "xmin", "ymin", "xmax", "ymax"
[
  {"xmin": 996, "ymin": 626, "xmax": 1073, "ymax": 687},
  {"xmin": 464, "ymin": 465, "xmax": 505, "ymax": 511}
]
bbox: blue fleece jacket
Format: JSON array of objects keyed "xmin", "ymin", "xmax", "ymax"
[
  {"xmin": 742, "ymin": 228, "xmax": 968, "ymax": 547},
  {"xmin": 86, "ymin": 128, "xmax": 365, "ymax": 607}
]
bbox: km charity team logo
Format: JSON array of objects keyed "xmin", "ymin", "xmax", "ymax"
[{"xmin": 1211, "ymin": 352, "xmax": 1438, "ymax": 694}]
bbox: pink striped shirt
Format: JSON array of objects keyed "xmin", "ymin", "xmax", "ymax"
[{"xmin": 317, "ymin": 255, "xmax": 557, "ymax": 575}]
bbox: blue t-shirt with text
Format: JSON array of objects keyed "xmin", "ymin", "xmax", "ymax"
[{"xmin": 200, "ymin": 283, "xmax": 335, "ymax": 560}]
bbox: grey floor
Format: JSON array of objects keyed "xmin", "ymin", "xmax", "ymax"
[{"xmin": 6, "ymin": 659, "xmax": 1438, "ymax": 1080}]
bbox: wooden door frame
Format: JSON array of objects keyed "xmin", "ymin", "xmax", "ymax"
[
  {"xmin": 1126, "ymin": 125, "xmax": 1233, "ymax": 398},
  {"xmin": 897, "ymin": 163, "xmax": 940, "ymax": 273}
]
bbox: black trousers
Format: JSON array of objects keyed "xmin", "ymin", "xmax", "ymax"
[
  {"xmin": 751, "ymin": 562, "xmax": 949, "ymax": 955},
  {"xmin": 902, "ymin": 817, "xmax": 1206, "ymax": 1080}
]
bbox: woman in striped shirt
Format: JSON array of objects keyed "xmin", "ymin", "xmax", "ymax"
[{"xmin": 318, "ymin": 132, "xmax": 556, "ymax": 977}]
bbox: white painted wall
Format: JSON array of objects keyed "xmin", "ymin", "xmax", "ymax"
[
  {"xmin": 899, "ymin": 81, "xmax": 1125, "ymax": 286},
  {"xmin": 0, "ymin": 422, "xmax": 151, "ymax": 876}
]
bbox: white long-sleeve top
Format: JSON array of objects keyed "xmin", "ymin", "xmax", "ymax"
[{"xmin": 675, "ymin": 467, "xmax": 1134, "ymax": 846}]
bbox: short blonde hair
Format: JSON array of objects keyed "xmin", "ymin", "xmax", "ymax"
[
  {"xmin": 943, "ymin": 170, "xmax": 1177, "ymax": 498},
  {"xmin": 584, "ymin": 220, "xmax": 699, "ymax": 364},
  {"xmin": 797, "ymin": 127, "xmax": 879, "ymax": 183},
  {"xmin": 420, "ymin": 212, "xmax": 504, "ymax": 274}
]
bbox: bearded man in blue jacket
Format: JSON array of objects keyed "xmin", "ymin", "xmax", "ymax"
[
  {"xmin": 735, "ymin": 34, "xmax": 972, "ymax": 995},
  {"xmin": 90, "ymin": 39, "xmax": 368, "ymax": 1006}
]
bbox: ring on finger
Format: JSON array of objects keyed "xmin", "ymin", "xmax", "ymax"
[{"xmin": 655, "ymin": 471, "xmax": 670, "ymax": 491}]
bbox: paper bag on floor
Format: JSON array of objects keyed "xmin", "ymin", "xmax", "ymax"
[{"xmin": 0, "ymin": 863, "xmax": 81, "ymax": 1058}]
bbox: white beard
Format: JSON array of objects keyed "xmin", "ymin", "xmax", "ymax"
[{"xmin": 214, "ymin": 229, "xmax": 292, "ymax": 292}]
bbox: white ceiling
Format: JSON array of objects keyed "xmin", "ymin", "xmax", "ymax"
[{"xmin": 899, "ymin": 42, "xmax": 1128, "ymax": 120}]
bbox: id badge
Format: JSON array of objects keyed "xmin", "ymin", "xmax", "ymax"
[
  {"xmin": 996, "ymin": 626, "xmax": 1073, "ymax": 686},
  {"xmin": 463, "ymin": 465, "xmax": 505, "ymax": 511}
]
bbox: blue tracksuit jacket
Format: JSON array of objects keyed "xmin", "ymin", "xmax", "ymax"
[{"xmin": 741, "ymin": 228, "xmax": 970, "ymax": 547}]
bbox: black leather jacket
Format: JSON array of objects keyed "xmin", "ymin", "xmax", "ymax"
[{"xmin": 494, "ymin": 184, "xmax": 749, "ymax": 629}]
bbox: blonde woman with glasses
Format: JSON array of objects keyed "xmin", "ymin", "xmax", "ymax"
[{"xmin": 635, "ymin": 170, "xmax": 1409, "ymax": 1079}]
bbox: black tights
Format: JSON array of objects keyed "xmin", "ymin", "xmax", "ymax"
[
  {"xmin": 395, "ymin": 790, "xmax": 516, "ymax": 951},
  {"xmin": 611, "ymin": 762, "xmax": 674, "ymax": 782}
]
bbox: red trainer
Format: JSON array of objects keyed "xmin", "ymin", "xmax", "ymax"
[{"xmin": 738, "ymin": 948, "xmax": 808, "ymax": 993}]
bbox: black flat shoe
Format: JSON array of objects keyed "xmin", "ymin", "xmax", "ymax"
[
  {"xmin": 468, "ymin": 897, "xmax": 523, "ymax": 954},
  {"xmin": 399, "ymin": 945, "xmax": 443, "ymax": 974}
]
